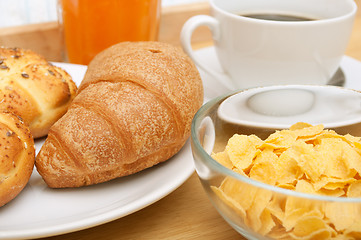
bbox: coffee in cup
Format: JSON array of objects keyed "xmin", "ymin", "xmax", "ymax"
[{"xmin": 181, "ymin": 0, "xmax": 357, "ymax": 91}]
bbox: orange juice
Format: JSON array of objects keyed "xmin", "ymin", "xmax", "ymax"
[{"xmin": 59, "ymin": 0, "xmax": 161, "ymax": 65}]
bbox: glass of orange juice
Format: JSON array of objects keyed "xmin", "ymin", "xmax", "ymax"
[{"xmin": 58, "ymin": 0, "xmax": 161, "ymax": 65}]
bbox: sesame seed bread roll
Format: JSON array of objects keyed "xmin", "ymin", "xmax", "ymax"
[
  {"xmin": 0, "ymin": 47, "xmax": 78, "ymax": 138},
  {"xmin": 0, "ymin": 111, "xmax": 35, "ymax": 207},
  {"xmin": 36, "ymin": 41, "xmax": 204, "ymax": 188}
]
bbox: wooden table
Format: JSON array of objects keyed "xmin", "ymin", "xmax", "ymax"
[{"xmin": 1, "ymin": 2, "xmax": 361, "ymax": 240}]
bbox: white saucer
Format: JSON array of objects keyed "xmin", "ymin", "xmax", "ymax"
[{"xmin": 194, "ymin": 47, "xmax": 361, "ymax": 99}]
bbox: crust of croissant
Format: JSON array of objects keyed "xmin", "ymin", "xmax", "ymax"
[
  {"xmin": 36, "ymin": 42, "xmax": 203, "ymax": 188},
  {"xmin": 0, "ymin": 111, "xmax": 35, "ymax": 207},
  {"xmin": 0, "ymin": 47, "xmax": 78, "ymax": 138},
  {"xmin": 80, "ymin": 42, "xmax": 202, "ymax": 136},
  {"xmin": 37, "ymin": 129, "xmax": 184, "ymax": 188},
  {"xmin": 37, "ymin": 81, "xmax": 184, "ymax": 187}
]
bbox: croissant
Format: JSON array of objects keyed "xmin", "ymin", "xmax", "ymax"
[
  {"xmin": 36, "ymin": 41, "xmax": 204, "ymax": 188},
  {"xmin": 0, "ymin": 47, "xmax": 78, "ymax": 138},
  {"xmin": 0, "ymin": 111, "xmax": 35, "ymax": 207}
]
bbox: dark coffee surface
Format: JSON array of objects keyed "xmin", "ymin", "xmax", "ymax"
[{"xmin": 242, "ymin": 13, "xmax": 316, "ymax": 21}]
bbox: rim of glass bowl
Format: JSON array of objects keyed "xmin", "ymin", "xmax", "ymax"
[{"xmin": 191, "ymin": 91, "xmax": 361, "ymax": 203}]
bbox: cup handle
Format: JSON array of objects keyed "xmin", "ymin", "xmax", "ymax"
[{"xmin": 180, "ymin": 15, "xmax": 236, "ymax": 91}]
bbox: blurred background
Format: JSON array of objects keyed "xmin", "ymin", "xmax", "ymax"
[
  {"xmin": 0, "ymin": 0, "xmax": 212, "ymax": 62},
  {"xmin": 0, "ymin": 0, "xmax": 206, "ymax": 28}
]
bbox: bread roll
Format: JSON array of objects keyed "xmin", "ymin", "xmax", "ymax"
[
  {"xmin": 0, "ymin": 111, "xmax": 35, "ymax": 207},
  {"xmin": 0, "ymin": 47, "xmax": 78, "ymax": 138},
  {"xmin": 36, "ymin": 41, "xmax": 204, "ymax": 188}
]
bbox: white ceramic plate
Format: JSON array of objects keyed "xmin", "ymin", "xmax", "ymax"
[
  {"xmin": 0, "ymin": 62, "xmax": 195, "ymax": 240},
  {"xmin": 218, "ymin": 85, "xmax": 361, "ymax": 129}
]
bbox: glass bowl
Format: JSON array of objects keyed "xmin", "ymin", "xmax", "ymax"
[{"xmin": 191, "ymin": 85, "xmax": 361, "ymax": 240}]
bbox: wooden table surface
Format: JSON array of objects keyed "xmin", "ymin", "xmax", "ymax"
[{"xmin": 2, "ymin": 1, "xmax": 361, "ymax": 240}]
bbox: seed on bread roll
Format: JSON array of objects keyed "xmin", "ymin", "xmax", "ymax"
[
  {"xmin": 0, "ymin": 111, "xmax": 35, "ymax": 207},
  {"xmin": 0, "ymin": 47, "xmax": 78, "ymax": 138},
  {"xmin": 36, "ymin": 41, "xmax": 204, "ymax": 188}
]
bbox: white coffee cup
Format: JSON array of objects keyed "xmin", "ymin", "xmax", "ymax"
[{"xmin": 181, "ymin": 0, "xmax": 357, "ymax": 91}]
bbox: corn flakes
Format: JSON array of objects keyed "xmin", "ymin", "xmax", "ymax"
[{"xmin": 211, "ymin": 123, "xmax": 361, "ymax": 239}]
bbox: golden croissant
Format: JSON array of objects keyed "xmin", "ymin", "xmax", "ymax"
[{"xmin": 36, "ymin": 41, "xmax": 204, "ymax": 188}]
